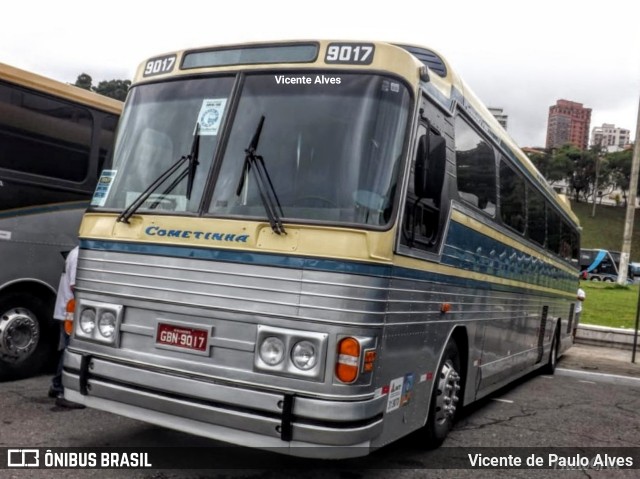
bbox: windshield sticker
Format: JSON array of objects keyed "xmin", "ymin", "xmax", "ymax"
[
  {"xmin": 197, "ymin": 98, "xmax": 227, "ymax": 136},
  {"xmin": 91, "ymin": 170, "xmax": 117, "ymax": 207}
]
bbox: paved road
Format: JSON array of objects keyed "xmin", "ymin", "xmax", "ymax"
[{"xmin": 2, "ymin": 363, "xmax": 640, "ymax": 479}]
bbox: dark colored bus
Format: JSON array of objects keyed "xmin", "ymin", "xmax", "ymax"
[{"xmin": 0, "ymin": 62, "xmax": 122, "ymax": 379}]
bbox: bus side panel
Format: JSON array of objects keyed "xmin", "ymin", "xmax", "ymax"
[
  {"xmin": 441, "ymin": 209, "xmax": 575, "ymax": 383},
  {"xmin": 369, "ymin": 319, "xmax": 451, "ymax": 450},
  {"xmin": 0, "ymin": 205, "xmax": 86, "ymax": 290}
]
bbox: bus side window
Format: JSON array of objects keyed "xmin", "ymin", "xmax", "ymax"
[
  {"xmin": 0, "ymin": 82, "xmax": 93, "ymax": 183},
  {"xmin": 401, "ymin": 124, "xmax": 446, "ymax": 250},
  {"xmin": 454, "ymin": 116, "xmax": 496, "ymax": 216}
]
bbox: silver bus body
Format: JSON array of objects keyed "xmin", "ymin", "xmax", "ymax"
[{"xmin": 62, "ymin": 41, "xmax": 579, "ymax": 457}]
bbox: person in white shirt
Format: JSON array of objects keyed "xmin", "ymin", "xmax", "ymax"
[
  {"xmin": 573, "ymin": 287, "xmax": 586, "ymax": 340},
  {"xmin": 49, "ymin": 246, "xmax": 84, "ymax": 408}
]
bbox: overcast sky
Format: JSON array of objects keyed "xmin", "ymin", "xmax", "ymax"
[{"xmin": 3, "ymin": 0, "xmax": 639, "ymax": 147}]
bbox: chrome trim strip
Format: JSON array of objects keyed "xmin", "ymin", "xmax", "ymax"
[
  {"xmin": 77, "ymin": 288, "xmax": 388, "ymax": 327},
  {"xmin": 80, "ymin": 277, "xmax": 388, "ymax": 315},
  {"xmin": 79, "ymin": 263, "xmax": 391, "ymax": 303}
]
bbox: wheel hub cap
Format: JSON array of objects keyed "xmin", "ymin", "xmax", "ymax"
[
  {"xmin": 0, "ymin": 308, "xmax": 40, "ymax": 363},
  {"xmin": 435, "ymin": 359, "xmax": 461, "ymax": 425}
]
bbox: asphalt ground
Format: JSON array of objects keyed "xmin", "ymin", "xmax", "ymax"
[
  {"xmin": 558, "ymin": 342, "xmax": 640, "ymax": 386},
  {"xmin": 3, "ymin": 341, "xmax": 640, "ymax": 478}
]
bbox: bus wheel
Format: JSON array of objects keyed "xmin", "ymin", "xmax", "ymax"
[
  {"xmin": 542, "ymin": 328, "xmax": 559, "ymax": 375},
  {"xmin": 0, "ymin": 293, "xmax": 55, "ymax": 381},
  {"xmin": 424, "ymin": 339, "xmax": 462, "ymax": 448}
]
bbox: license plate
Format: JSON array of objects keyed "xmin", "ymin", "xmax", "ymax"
[{"xmin": 155, "ymin": 323, "xmax": 210, "ymax": 354}]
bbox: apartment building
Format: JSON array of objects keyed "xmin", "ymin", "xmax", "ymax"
[
  {"xmin": 591, "ymin": 123, "xmax": 631, "ymax": 151},
  {"xmin": 546, "ymin": 99, "xmax": 591, "ymax": 150}
]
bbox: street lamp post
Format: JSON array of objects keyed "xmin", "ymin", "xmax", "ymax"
[{"xmin": 617, "ymin": 96, "xmax": 640, "ymax": 286}]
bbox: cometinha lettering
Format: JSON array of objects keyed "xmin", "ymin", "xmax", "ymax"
[
  {"xmin": 274, "ymin": 75, "xmax": 341, "ymax": 85},
  {"xmin": 145, "ymin": 226, "xmax": 249, "ymax": 243}
]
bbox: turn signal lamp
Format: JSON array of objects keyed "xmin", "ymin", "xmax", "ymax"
[
  {"xmin": 64, "ymin": 298, "xmax": 76, "ymax": 335},
  {"xmin": 336, "ymin": 337, "xmax": 360, "ymax": 383},
  {"xmin": 363, "ymin": 350, "xmax": 377, "ymax": 373}
]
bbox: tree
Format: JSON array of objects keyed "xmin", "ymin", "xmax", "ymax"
[
  {"xmin": 94, "ymin": 79, "xmax": 131, "ymax": 101},
  {"xmin": 553, "ymin": 144, "xmax": 597, "ymax": 202},
  {"xmin": 603, "ymin": 149, "xmax": 633, "ymax": 206},
  {"xmin": 527, "ymin": 148, "xmax": 574, "ymax": 185},
  {"xmin": 74, "ymin": 73, "xmax": 93, "ymax": 91},
  {"xmin": 73, "ymin": 73, "xmax": 130, "ymax": 101}
]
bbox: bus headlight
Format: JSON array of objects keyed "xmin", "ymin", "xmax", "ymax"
[
  {"xmin": 255, "ymin": 326, "xmax": 327, "ymax": 381},
  {"xmin": 79, "ymin": 309, "xmax": 96, "ymax": 334},
  {"xmin": 98, "ymin": 311, "xmax": 117, "ymax": 338},
  {"xmin": 291, "ymin": 340, "xmax": 317, "ymax": 370},
  {"xmin": 259, "ymin": 337, "xmax": 285, "ymax": 366},
  {"xmin": 74, "ymin": 300, "xmax": 123, "ymax": 346}
]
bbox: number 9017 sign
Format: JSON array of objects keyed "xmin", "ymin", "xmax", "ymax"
[
  {"xmin": 324, "ymin": 43, "xmax": 375, "ymax": 65},
  {"xmin": 143, "ymin": 54, "xmax": 177, "ymax": 77}
]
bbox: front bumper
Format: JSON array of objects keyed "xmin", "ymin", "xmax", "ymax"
[{"xmin": 62, "ymin": 350, "xmax": 385, "ymax": 458}]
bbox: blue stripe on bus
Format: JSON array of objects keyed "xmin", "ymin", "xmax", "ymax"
[
  {"xmin": 442, "ymin": 221, "xmax": 576, "ymax": 292},
  {"xmin": 81, "ymin": 239, "xmax": 571, "ymax": 298}
]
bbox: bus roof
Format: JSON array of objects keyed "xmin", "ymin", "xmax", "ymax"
[
  {"xmin": 0, "ymin": 62, "xmax": 122, "ymax": 115},
  {"xmin": 132, "ymin": 39, "xmax": 578, "ymax": 226}
]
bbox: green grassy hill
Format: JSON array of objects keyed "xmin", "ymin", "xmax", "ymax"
[{"xmin": 571, "ymin": 201, "xmax": 640, "ymax": 262}]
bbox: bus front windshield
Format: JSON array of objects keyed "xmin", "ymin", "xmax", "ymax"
[{"xmin": 100, "ymin": 72, "xmax": 412, "ymax": 227}]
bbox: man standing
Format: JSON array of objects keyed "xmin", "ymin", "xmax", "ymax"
[
  {"xmin": 49, "ymin": 246, "xmax": 84, "ymax": 408},
  {"xmin": 573, "ymin": 286, "xmax": 586, "ymax": 340}
]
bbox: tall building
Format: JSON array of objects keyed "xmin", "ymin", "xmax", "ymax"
[
  {"xmin": 545, "ymin": 100, "xmax": 591, "ymax": 150},
  {"xmin": 488, "ymin": 107, "xmax": 508, "ymax": 130},
  {"xmin": 591, "ymin": 123, "xmax": 630, "ymax": 151}
]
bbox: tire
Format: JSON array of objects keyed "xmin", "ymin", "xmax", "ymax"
[
  {"xmin": 0, "ymin": 292, "xmax": 56, "ymax": 381},
  {"xmin": 542, "ymin": 329, "xmax": 559, "ymax": 375},
  {"xmin": 603, "ymin": 277, "xmax": 614, "ymax": 283},
  {"xmin": 423, "ymin": 339, "xmax": 463, "ymax": 448},
  {"xmin": 590, "ymin": 277, "xmax": 600, "ymax": 281}
]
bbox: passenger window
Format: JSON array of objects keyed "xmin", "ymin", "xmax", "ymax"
[
  {"xmin": 547, "ymin": 208, "xmax": 561, "ymax": 254},
  {"xmin": 454, "ymin": 116, "xmax": 496, "ymax": 215},
  {"xmin": 0, "ymin": 82, "xmax": 93, "ymax": 182},
  {"xmin": 499, "ymin": 161, "xmax": 526, "ymax": 234},
  {"xmin": 527, "ymin": 187, "xmax": 546, "ymax": 247},
  {"xmin": 559, "ymin": 220, "xmax": 578, "ymax": 261}
]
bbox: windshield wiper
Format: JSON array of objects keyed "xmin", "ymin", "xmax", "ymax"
[
  {"xmin": 148, "ymin": 123, "xmax": 201, "ymax": 210},
  {"xmin": 117, "ymin": 124, "xmax": 201, "ymax": 223},
  {"xmin": 236, "ymin": 116, "xmax": 286, "ymax": 235}
]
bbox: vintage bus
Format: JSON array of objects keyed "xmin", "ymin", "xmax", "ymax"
[
  {"xmin": 0, "ymin": 62, "xmax": 122, "ymax": 380},
  {"xmin": 62, "ymin": 40, "xmax": 580, "ymax": 457}
]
